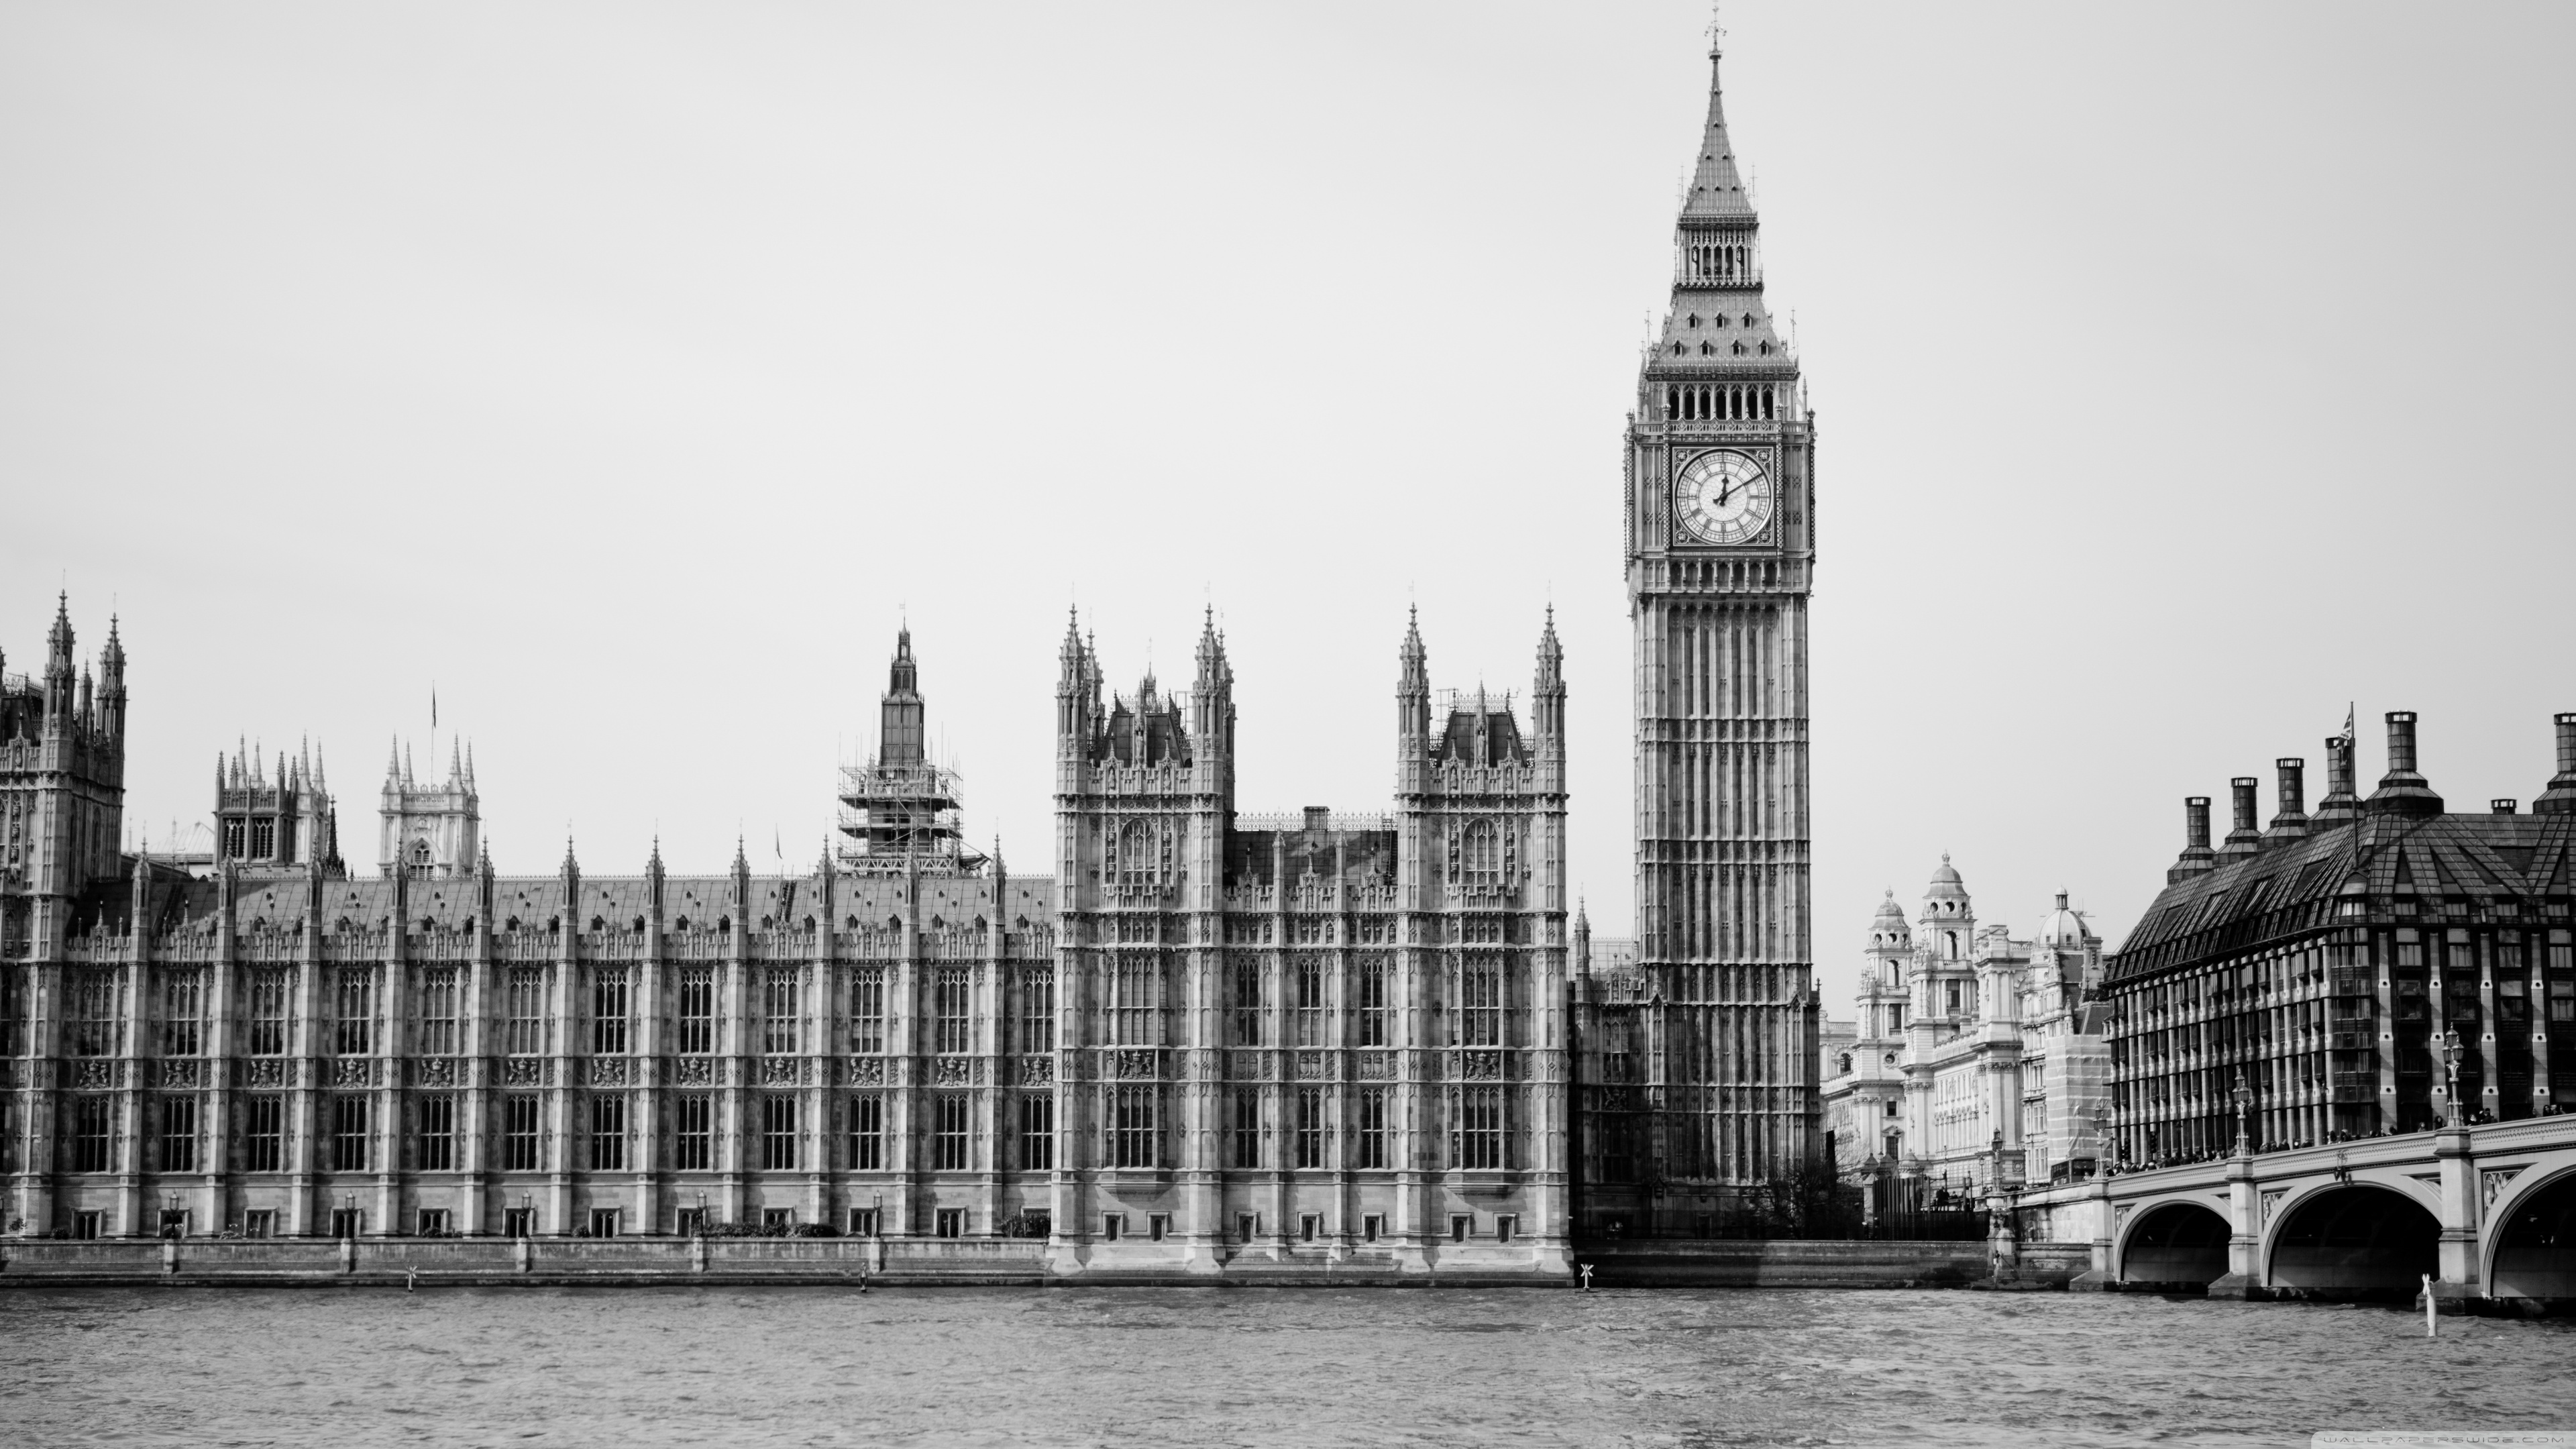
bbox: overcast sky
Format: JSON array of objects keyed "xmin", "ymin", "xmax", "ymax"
[{"xmin": 6, "ymin": 3, "xmax": 2571, "ymax": 1010}]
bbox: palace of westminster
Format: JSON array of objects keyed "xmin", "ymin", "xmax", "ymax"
[{"xmin": 8, "ymin": 38, "xmax": 2571, "ymax": 1281}]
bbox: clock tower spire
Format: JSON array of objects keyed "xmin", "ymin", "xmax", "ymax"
[{"xmin": 1598, "ymin": 32, "xmax": 1820, "ymax": 1222}]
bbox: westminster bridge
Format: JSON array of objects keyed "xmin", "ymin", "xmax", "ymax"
[{"xmin": 2003, "ymin": 1115, "xmax": 2576, "ymax": 1308}]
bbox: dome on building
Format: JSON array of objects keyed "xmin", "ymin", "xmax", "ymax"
[
  {"xmin": 1867, "ymin": 889, "xmax": 1910, "ymax": 949},
  {"xmin": 2035, "ymin": 890, "xmax": 2090, "ymax": 951},
  {"xmin": 1920, "ymin": 853, "xmax": 1970, "ymax": 916}
]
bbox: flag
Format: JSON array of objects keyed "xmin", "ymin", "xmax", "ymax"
[
  {"xmin": 431, "ymin": 687, "xmax": 439, "ymax": 732},
  {"xmin": 2341, "ymin": 702, "xmax": 2353, "ymax": 746}
]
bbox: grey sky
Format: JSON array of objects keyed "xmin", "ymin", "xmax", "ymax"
[{"xmin": 5, "ymin": 3, "xmax": 2571, "ymax": 1010}]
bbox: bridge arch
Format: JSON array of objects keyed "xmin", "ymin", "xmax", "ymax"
[
  {"xmin": 2264, "ymin": 1181, "xmax": 2440, "ymax": 1299},
  {"xmin": 2483, "ymin": 1156, "xmax": 2576, "ymax": 1306},
  {"xmin": 2114, "ymin": 1199, "xmax": 2232, "ymax": 1290}
]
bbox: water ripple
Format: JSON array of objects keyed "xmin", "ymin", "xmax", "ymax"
[{"xmin": 0, "ymin": 1285, "xmax": 2569, "ymax": 1447}]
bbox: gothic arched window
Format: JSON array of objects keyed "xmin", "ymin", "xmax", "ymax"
[
  {"xmin": 1117, "ymin": 820, "xmax": 1159, "ymax": 889},
  {"xmin": 407, "ymin": 840, "xmax": 433, "ymax": 877},
  {"xmin": 1461, "ymin": 821, "xmax": 1501, "ymax": 886}
]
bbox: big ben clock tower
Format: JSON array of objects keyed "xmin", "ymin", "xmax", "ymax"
[{"xmin": 1615, "ymin": 33, "xmax": 1820, "ymax": 1209}]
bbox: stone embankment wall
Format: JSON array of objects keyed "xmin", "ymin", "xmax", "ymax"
[{"xmin": 0, "ymin": 1238, "xmax": 2089, "ymax": 1289}]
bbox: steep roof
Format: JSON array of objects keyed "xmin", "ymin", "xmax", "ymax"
[
  {"xmin": 2105, "ymin": 811, "xmax": 2576, "ymax": 985},
  {"xmin": 1682, "ymin": 46, "xmax": 1755, "ymax": 221}
]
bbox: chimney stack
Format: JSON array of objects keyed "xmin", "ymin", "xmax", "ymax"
[
  {"xmin": 2169, "ymin": 796, "xmax": 2216, "ymax": 883},
  {"xmin": 2364, "ymin": 711, "xmax": 2443, "ymax": 818},
  {"xmin": 2218, "ymin": 777, "xmax": 2263, "ymax": 859},
  {"xmin": 2264, "ymin": 757, "xmax": 2310, "ymax": 844},
  {"xmin": 2312, "ymin": 731, "xmax": 2361, "ymax": 825},
  {"xmin": 2491, "ymin": 799, "xmax": 2518, "ymax": 814},
  {"xmin": 2535, "ymin": 712, "xmax": 2576, "ymax": 816}
]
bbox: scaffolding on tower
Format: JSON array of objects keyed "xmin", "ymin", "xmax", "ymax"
[{"xmin": 835, "ymin": 627, "xmax": 987, "ymax": 875}]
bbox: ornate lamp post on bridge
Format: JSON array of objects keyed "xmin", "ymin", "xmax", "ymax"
[
  {"xmin": 2439, "ymin": 1028, "xmax": 2465, "ymax": 1128},
  {"xmin": 2231, "ymin": 1071, "xmax": 2253, "ymax": 1157}
]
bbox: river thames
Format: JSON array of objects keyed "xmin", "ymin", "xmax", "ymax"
[{"xmin": 2, "ymin": 1285, "xmax": 2569, "ymax": 1447}]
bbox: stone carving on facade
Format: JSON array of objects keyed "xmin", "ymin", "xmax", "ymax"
[
  {"xmin": 239, "ymin": 1059, "xmax": 286, "ymax": 1088},
  {"xmin": 847, "ymin": 1057, "xmax": 884, "ymax": 1085},
  {"xmin": 2483, "ymin": 1167, "xmax": 2524, "ymax": 1208},
  {"xmin": 414, "ymin": 1057, "xmax": 458, "ymax": 1087},
  {"xmin": 932, "ymin": 1057, "xmax": 971, "ymax": 1086},
  {"xmin": 2260, "ymin": 1189, "xmax": 2285, "ymax": 1225},
  {"xmin": 1229, "ymin": 1051, "xmax": 1265, "ymax": 1080},
  {"xmin": 1295, "ymin": 1051, "xmax": 1328, "ymax": 1081},
  {"xmin": 73, "ymin": 1059, "xmax": 117, "ymax": 1089},
  {"xmin": 1355, "ymin": 1052, "xmax": 1393, "ymax": 1081},
  {"xmin": 761, "ymin": 1057, "xmax": 801, "ymax": 1086},
  {"xmin": 1462, "ymin": 1051, "xmax": 1503, "ymax": 1081},
  {"xmin": 589, "ymin": 1057, "xmax": 629, "ymax": 1087},
  {"xmin": 1018, "ymin": 1055, "xmax": 1053, "ymax": 1085},
  {"xmin": 1114, "ymin": 1049, "xmax": 1158, "ymax": 1080},
  {"xmin": 502, "ymin": 1057, "xmax": 545, "ymax": 1086},
  {"xmin": 332, "ymin": 1057, "xmax": 376, "ymax": 1087},
  {"xmin": 158, "ymin": 1059, "xmax": 203, "ymax": 1089}
]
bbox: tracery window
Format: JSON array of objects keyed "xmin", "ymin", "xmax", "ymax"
[
  {"xmin": 1112, "ymin": 818, "xmax": 1167, "ymax": 890},
  {"xmin": 761, "ymin": 1095, "xmax": 798, "ymax": 1170},
  {"xmin": 591, "ymin": 1095, "xmax": 627, "ymax": 1171},
  {"xmin": 1452, "ymin": 1085, "xmax": 1506, "ymax": 1169},
  {"xmin": 1108, "ymin": 1084, "xmax": 1159, "ymax": 1168},
  {"xmin": 248, "ymin": 969, "xmax": 290, "ymax": 1055},
  {"xmin": 158, "ymin": 1095, "xmax": 197, "ymax": 1173},
  {"xmin": 930, "ymin": 1094, "xmax": 969, "ymax": 1171},
  {"xmin": 1459, "ymin": 959, "xmax": 1504, "ymax": 1047},
  {"xmin": 1294, "ymin": 1086, "xmax": 1326, "ymax": 1169},
  {"xmin": 1295, "ymin": 959, "xmax": 1327, "ymax": 1048},
  {"xmin": 1230, "ymin": 957, "xmax": 1263, "ymax": 1046},
  {"xmin": 678, "ymin": 967, "xmax": 716, "ymax": 1055},
  {"xmin": 502, "ymin": 1094, "xmax": 540, "ymax": 1171},
  {"xmin": 592, "ymin": 968, "xmax": 631, "ymax": 1056},
  {"xmin": 1459, "ymin": 821, "xmax": 1500, "ymax": 886},
  {"xmin": 331, "ymin": 1095, "xmax": 369, "ymax": 1172},
  {"xmin": 1111, "ymin": 959, "xmax": 1162, "ymax": 1046},
  {"xmin": 934, "ymin": 969, "xmax": 971, "ymax": 1055},
  {"xmin": 244, "ymin": 1095, "xmax": 284, "ymax": 1171},
  {"xmin": 673, "ymin": 1093, "xmax": 712, "ymax": 1171},
  {"xmin": 849, "ymin": 969, "xmax": 885, "ymax": 1055},
  {"xmin": 66, "ymin": 969, "xmax": 118, "ymax": 1057},
  {"xmin": 761, "ymin": 967, "xmax": 800, "ymax": 1055},
  {"xmin": 505, "ymin": 967, "xmax": 545, "ymax": 1056},
  {"xmin": 1354, "ymin": 1087, "xmax": 1390, "ymax": 1170},
  {"xmin": 0, "ymin": 973, "xmax": 20, "ymax": 1056},
  {"xmin": 334, "ymin": 968, "xmax": 374, "ymax": 1055},
  {"xmin": 70, "ymin": 1095, "xmax": 111, "ymax": 1172},
  {"xmin": 416, "ymin": 1095, "xmax": 455, "ymax": 1171},
  {"xmin": 1230, "ymin": 1087, "xmax": 1263, "ymax": 1169},
  {"xmin": 848, "ymin": 1094, "xmax": 884, "ymax": 1170},
  {"xmin": 1015, "ymin": 968, "xmax": 1053, "ymax": 1053},
  {"xmin": 1356, "ymin": 955, "xmax": 1393, "ymax": 1047},
  {"xmin": 417, "ymin": 967, "xmax": 460, "ymax": 1056},
  {"xmin": 1018, "ymin": 1095, "xmax": 1053, "ymax": 1171},
  {"xmin": 158, "ymin": 969, "xmax": 204, "ymax": 1057}
]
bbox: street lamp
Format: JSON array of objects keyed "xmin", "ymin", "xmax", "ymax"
[
  {"xmin": 2090, "ymin": 1102, "xmax": 2110, "ymax": 1179},
  {"xmin": 2231, "ymin": 1071, "xmax": 2253, "ymax": 1156},
  {"xmin": 2439, "ymin": 1029, "xmax": 2464, "ymax": 1128}
]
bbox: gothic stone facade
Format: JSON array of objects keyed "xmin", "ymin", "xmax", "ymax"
[
  {"xmin": 1576, "ymin": 38, "xmax": 1821, "ymax": 1236},
  {"xmin": 1049, "ymin": 610, "xmax": 1569, "ymax": 1275},
  {"xmin": 2, "ymin": 604, "xmax": 1570, "ymax": 1279}
]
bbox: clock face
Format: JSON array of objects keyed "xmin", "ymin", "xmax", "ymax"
[{"xmin": 1674, "ymin": 449, "xmax": 1774, "ymax": 545}]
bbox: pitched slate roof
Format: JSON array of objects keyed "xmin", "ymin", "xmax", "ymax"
[{"xmin": 2105, "ymin": 811, "xmax": 2576, "ymax": 985}]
